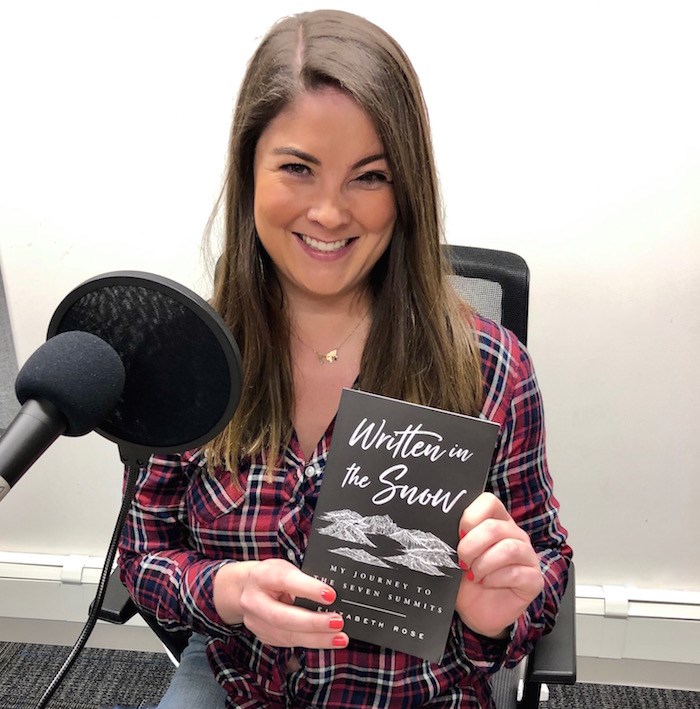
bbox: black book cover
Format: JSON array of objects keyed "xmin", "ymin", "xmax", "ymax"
[{"xmin": 298, "ymin": 388, "xmax": 500, "ymax": 663}]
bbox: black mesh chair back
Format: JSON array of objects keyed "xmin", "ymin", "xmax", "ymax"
[{"xmin": 446, "ymin": 245, "xmax": 530, "ymax": 346}]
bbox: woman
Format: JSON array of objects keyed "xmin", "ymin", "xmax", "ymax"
[{"xmin": 119, "ymin": 9, "xmax": 572, "ymax": 708}]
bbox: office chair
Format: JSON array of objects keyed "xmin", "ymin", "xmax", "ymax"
[
  {"xmin": 98, "ymin": 244, "xmax": 576, "ymax": 707},
  {"xmin": 447, "ymin": 244, "xmax": 576, "ymax": 707}
]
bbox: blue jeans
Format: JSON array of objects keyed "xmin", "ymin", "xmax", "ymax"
[{"xmin": 157, "ymin": 633, "xmax": 227, "ymax": 708}]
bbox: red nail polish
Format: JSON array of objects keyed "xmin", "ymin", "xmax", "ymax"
[
  {"xmin": 459, "ymin": 529, "xmax": 466, "ymax": 539},
  {"xmin": 332, "ymin": 635, "xmax": 347, "ymax": 647},
  {"xmin": 321, "ymin": 588, "xmax": 335, "ymax": 602},
  {"xmin": 328, "ymin": 617, "xmax": 344, "ymax": 631},
  {"xmin": 459, "ymin": 560, "xmax": 468, "ymax": 571},
  {"xmin": 466, "ymin": 569, "xmax": 475, "ymax": 582}
]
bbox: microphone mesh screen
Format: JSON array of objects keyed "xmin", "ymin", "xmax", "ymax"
[{"xmin": 54, "ymin": 283, "xmax": 232, "ymax": 449}]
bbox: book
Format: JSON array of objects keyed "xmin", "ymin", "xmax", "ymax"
[{"xmin": 297, "ymin": 388, "xmax": 500, "ymax": 663}]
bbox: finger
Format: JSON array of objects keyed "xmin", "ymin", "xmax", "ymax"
[
  {"xmin": 459, "ymin": 492, "xmax": 511, "ymax": 537},
  {"xmin": 459, "ymin": 518, "xmax": 531, "ymax": 569},
  {"xmin": 289, "ymin": 631, "xmax": 349, "ymax": 651},
  {"xmin": 253, "ymin": 627, "xmax": 350, "ymax": 650},
  {"xmin": 467, "ymin": 537, "xmax": 538, "ymax": 581},
  {"xmin": 242, "ymin": 595, "xmax": 346, "ymax": 640},
  {"xmin": 476, "ymin": 563, "xmax": 544, "ymax": 599},
  {"xmin": 252, "ymin": 559, "xmax": 337, "ymax": 606},
  {"xmin": 241, "ymin": 586, "xmax": 343, "ymax": 633},
  {"xmin": 243, "ymin": 600, "xmax": 348, "ymax": 647}
]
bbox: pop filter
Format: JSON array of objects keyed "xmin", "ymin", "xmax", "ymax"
[
  {"xmin": 33, "ymin": 273, "xmax": 242, "ymax": 709},
  {"xmin": 47, "ymin": 271, "xmax": 242, "ymax": 466}
]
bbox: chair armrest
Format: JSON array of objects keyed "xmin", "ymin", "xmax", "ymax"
[
  {"xmin": 93, "ymin": 567, "xmax": 139, "ymax": 624},
  {"xmin": 93, "ymin": 566, "xmax": 191, "ymax": 660},
  {"xmin": 526, "ymin": 562, "xmax": 577, "ymax": 685}
]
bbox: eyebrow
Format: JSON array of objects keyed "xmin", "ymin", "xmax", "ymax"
[{"xmin": 270, "ymin": 147, "xmax": 388, "ymax": 170}]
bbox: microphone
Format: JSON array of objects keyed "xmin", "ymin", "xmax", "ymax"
[
  {"xmin": 0, "ymin": 270, "xmax": 243, "ymax": 503},
  {"xmin": 2, "ymin": 270, "xmax": 244, "ymax": 709},
  {"xmin": 0, "ymin": 331, "xmax": 125, "ymax": 501}
]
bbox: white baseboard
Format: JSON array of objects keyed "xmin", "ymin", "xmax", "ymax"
[
  {"xmin": 0, "ymin": 616, "xmax": 167, "ymax": 654},
  {"xmin": 577, "ymin": 657, "xmax": 700, "ymax": 692},
  {"xmin": 575, "ymin": 582, "xmax": 700, "ymax": 669},
  {"xmin": 2, "ymin": 552, "xmax": 699, "ymax": 691},
  {"xmin": 0, "ymin": 551, "xmax": 166, "ymax": 654}
]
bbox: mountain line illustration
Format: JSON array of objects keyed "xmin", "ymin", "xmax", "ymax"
[{"xmin": 317, "ymin": 509, "xmax": 459, "ymax": 576}]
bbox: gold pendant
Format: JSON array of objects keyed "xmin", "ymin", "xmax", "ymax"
[{"xmin": 319, "ymin": 349, "xmax": 338, "ymax": 364}]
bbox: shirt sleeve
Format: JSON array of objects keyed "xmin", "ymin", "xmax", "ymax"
[
  {"xmin": 454, "ymin": 324, "xmax": 573, "ymax": 671},
  {"xmin": 117, "ymin": 453, "xmax": 239, "ymax": 640}
]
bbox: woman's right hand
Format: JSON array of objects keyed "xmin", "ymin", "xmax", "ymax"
[{"xmin": 213, "ymin": 558, "xmax": 348, "ymax": 649}]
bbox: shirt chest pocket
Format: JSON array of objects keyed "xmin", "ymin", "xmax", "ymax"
[{"xmin": 186, "ymin": 471, "xmax": 245, "ymax": 526}]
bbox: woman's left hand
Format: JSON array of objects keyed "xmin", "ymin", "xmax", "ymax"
[{"xmin": 455, "ymin": 492, "xmax": 544, "ymax": 639}]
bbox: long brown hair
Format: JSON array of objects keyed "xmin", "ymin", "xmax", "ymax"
[{"xmin": 205, "ymin": 10, "xmax": 483, "ymax": 475}]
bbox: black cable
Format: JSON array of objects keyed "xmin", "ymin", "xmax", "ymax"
[{"xmin": 34, "ymin": 464, "xmax": 140, "ymax": 709}]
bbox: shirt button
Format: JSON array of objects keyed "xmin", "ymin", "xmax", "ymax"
[
  {"xmin": 304, "ymin": 465, "xmax": 317, "ymax": 478},
  {"xmin": 286, "ymin": 549, "xmax": 296, "ymax": 562}
]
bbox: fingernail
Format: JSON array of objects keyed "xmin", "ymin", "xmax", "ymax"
[
  {"xmin": 328, "ymin": 617, "xmax": 344, "ymax": 631},
  {"xmin": 332, "ymin": 635, "xmax": 347, "ymax": 647},
  {"xmin": 321, "ymin": 588, "xmax": 335, "ymax": 602},
  {"xmin": 459, "ymin": 529, "xmax": 466, "ymax": 539},
  {"xmin": 459, "ymin": 560, "xmax": 469, "ymax": 571},
  {"xmin": 467, "ymin": 568, "xmax": 475, "ymax": 582}
]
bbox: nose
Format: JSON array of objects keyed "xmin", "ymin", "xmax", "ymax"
[{"xmin": 306, "ymin": 183, "xmax": 351, "ymax": 230}]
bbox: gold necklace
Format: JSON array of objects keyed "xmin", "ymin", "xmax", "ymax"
[{"xmin": 293, "ymin": 313, "xmax": 368, "ymax": 364}]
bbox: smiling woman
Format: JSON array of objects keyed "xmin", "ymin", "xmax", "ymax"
[
  {"xmin": 252, "ymin": 87, "xmax": 396, "ymax": 307},
  {"xmin": 251, "ymin": 88, "xmax": 397, "ymax": 449},
  {"xmin": 117, "ymin": 9, "xmax": 571, "ymax": 709}
]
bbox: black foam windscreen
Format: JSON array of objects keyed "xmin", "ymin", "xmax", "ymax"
[
  {"xmin": 46, "ymin": 272, "xmax": 242, "ymax": 462},
  {"xmin": 15, "ymin": 331, "xmax": 126, "ymax": 436}
]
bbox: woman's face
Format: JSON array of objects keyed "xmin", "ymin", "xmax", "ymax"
[{"xmin": 253, "ymin": 87, "xmax": 396, "ymax": 305}]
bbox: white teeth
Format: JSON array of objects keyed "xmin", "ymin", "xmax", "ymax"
[{"xmin": 298, "ymin": 234, "xmax": 350, "ymax": 252}]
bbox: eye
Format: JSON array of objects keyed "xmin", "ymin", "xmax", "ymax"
[
  {"xmin": 281, "ymin": 163, "xmax": 312, "ymax": 177},
  {"xmin": 356, "ymin": 171, "xmax": 393, "ymax": 187}
]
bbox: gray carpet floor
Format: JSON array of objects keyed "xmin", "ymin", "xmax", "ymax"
[
  {"xmin": 1, "ymin": 641, "xmax": 699, "ymax": 708},
  {"xmin": 0, "ymin": 642, "xmax": 173, "ymax": 709},
  {"xmin": 546, "ymin": 683, "xmax": 700, "ymax": 708}
]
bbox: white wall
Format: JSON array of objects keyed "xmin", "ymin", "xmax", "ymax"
[{"xmin": 1, "ymin": 0, "xmax": 699, "ymax": 659}]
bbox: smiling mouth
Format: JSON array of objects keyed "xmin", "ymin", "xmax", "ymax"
[{"xmin": 295, "ymin": 233, "xmax": 354, "ymax": 253}]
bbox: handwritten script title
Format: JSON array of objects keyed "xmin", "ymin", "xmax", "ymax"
[{"xmin": 340, "ymin": 418, "xmax": 476, "ymax": 514}]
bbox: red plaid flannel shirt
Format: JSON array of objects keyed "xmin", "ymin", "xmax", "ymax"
[{"xmin": 119, "ymin": 315, "xmax": 572, "ymax": 708}]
